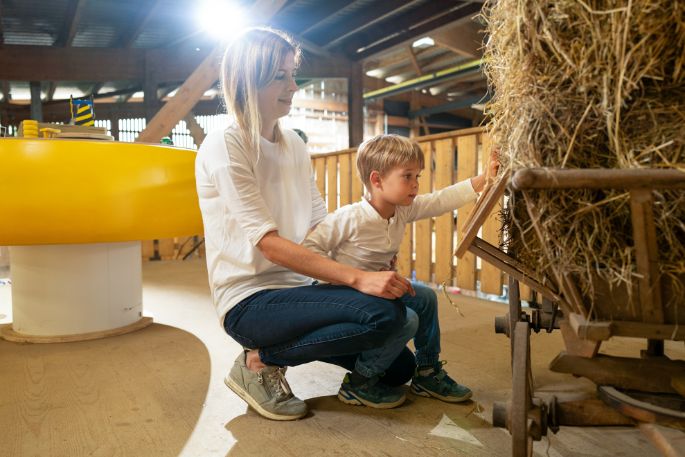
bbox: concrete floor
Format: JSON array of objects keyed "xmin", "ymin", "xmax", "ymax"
[{"xmin": 0, "ymin": 260, "xmax": 683, "ymax": 456}]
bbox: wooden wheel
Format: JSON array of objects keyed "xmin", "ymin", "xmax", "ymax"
[
  {"xmin": 508, "ymin": 276, "xmax": 522, "ymax": 357},
  {"xmin": 512, "ymin": 321, "xmax": 533, "ymax": 457}
]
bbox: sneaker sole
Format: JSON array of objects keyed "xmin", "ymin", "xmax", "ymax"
[
  {"xmin": 224, "ymin": 376, "xmax": 307, "ymax": 421},
  {"xmin": 410, "ymin": 384, "xmax": 472, "ymax": 403},
  {"xmin": 337, "ymin": 388, "xmax": 406, "ymax": 409}
]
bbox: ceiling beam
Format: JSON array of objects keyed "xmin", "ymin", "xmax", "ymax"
[
  {"xmin": 351, "ymin": 3, "xmax": 482, "ymax": 61},
  {"xmin": 308, "ymin": 0, "xmax": 406, "ymax": 48},
  {"xmin": 364, "ymin": 59, "xmax": 482, "ymax": 101},
  {"xmin": 54, "ymin": 0, "xmax": 87, "ymax": 47},
  {"xmin": 275, "ymin": 0, "xmax": 355, "ymax": 37},
  {"xmin": 431, "ymin": 20, "xmax": 484, "ymax": 58},
  {"xmin": 0, "ymin": 45, "xmax": 351, "ymax": 82},
  {"xmin": 339, "ymin": 0, "xmax": 464, "ymax": 57}
]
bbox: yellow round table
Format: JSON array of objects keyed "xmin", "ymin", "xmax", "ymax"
[{"xmin": 0, "ymin": 138, "xmax": 204, "ymax": 342}]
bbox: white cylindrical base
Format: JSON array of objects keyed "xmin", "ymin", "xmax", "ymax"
[{"xmin": 9, "ymin": 242, "xmax": 142, "ymax": 337}]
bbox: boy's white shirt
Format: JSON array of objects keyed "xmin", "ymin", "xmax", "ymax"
[
  {"xmin": 303, "ymin": 179, "xmax": 478, "ymax": 272},
  {"xmin": 195, "ymin": 125, "xmax": 327, "ymax": 321}
]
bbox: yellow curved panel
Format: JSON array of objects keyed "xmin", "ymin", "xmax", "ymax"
[{"xmin": 1, "ymin": 138, "xmax": 203, "ymax": 245}]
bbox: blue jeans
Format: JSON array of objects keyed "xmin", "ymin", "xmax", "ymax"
[
  {"xmin": 223, "ymin": 284, "xmax": 417, "ymax": 385},
  {"xmin": 403, "ymin": 282, "xmax": 441, "ymax": 368},
  {"xmin": 354, "ymin": 281, "xmax": 443, "ymax": 376}
]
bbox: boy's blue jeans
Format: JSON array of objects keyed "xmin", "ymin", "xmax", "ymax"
[{"xmin": 223, "ymin": 282, "xmax": 441, "ymax": 382}]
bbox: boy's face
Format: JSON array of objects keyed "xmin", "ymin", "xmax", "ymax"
[{"xmin": 374, "ymin": 162, "xmax": 422, "ymax": 206}]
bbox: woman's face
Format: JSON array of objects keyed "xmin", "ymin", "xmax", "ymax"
[{"xmin": 257, "ymin": 51, "xmax": 298, "ymax": 122}]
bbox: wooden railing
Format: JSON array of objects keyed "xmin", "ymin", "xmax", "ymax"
[
  {"xmin": 147, "ymin": 126, "xmax": 508, "ymax": 297},
  {"xmin": 310, "ymin": 126, "xmax": 505, "ymax": 296}
]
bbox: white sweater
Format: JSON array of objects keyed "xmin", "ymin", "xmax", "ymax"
[
  {"xmin": 303, "ymin": 180, "xmax": 477, "ymax": 272},
  {"xmin": 195, "ymin": 126, "xmax": 327, "ymax": 321}
]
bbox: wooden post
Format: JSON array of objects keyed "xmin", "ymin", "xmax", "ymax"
[
  {"xmin": 456, "ymin": 134, "xmax": 478, "ymax": 290},
  {"xmin": 29, "ymin": 81, "xmax": 42, "ymax": 121},
  {"xmin": 434, "ymin": 138, "xmax": 455, "ymax": 284},
  {"xmin": 348, "ymin": 61, "xmax": 364, "ymax": 148},
  {"xmin": 183, "ymin": 112, "xmax": 207, "ymax": 148}
]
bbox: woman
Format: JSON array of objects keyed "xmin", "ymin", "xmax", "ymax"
[{"xmin": 195, "ymin": 27, "xmax": 433, "ymax": 421}]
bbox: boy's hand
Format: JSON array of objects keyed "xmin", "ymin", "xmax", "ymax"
[
  {"xmin": 470, "ymin": 147, "xmax": 500, "ymax": 193},
  {"xmin": 354, "ymin": 271, "xmax": 415, "ymax": 299}
]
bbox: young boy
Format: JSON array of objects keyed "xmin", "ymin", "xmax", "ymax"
[{"xmin": 304, "ymin": 134, "xmax": 497, "ymax": 406}]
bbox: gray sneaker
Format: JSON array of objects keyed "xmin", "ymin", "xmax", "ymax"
[{"xmin": 224, "ymin": 351, "xmax": 307, "ymax": 420}]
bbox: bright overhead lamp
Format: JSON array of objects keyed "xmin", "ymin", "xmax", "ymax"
[{"xmin": 196, "ymin": 0, "xmax": 247, "ymax": 41}]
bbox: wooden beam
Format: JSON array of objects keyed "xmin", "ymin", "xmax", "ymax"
[
  {"xmin": 0, "ymin": 0, "xmax": 4, "ymax": 45},
  {"xmin": 0, "ymin": 45, "xmax": 208, "ymax": 82},
  {"xmin": 135, "ymin": 0, "xmax": 288, "ymax": 143},
  {"xmin": 275, "ymin": 0, "xmax": 355, "ymax": 37},
  {"xmin": 568, "ymin": 312, "xmax": 685, "ymax": 341},
  {"xmin": 354, "ymin": 5, "xmax": 482, "ymax": 61},
  {"xmin": 310, "ymin": 0, "xmax": 403, "ymax": 48},
  {"xmin": 348, "ymin": 61, "xmax": 363, "ymax": 147},
  {"xmin": 1, "ymin": 81, "xmax": 11, "ymax": 102},
  {"xmin": 432, "ymin": 20, "xmax": 484, "ymax": 58},
  {"xmin": 344, "ymin": 2, "xmax": 481, "ymax": 60},
  {"xmin": 549, "ymin": 352, "xmax": 685, "ymax": 394},
  {"xmin": 54, "ymin": 0, "xmax": 87, "ymax": 47},
  {"xmin": 29, "ymin": 81, "xmax": 43, "ymax": 121},
  {"xmin": 630, "ymin": 189, "xmax": 664, "ymax": 324},
  {"xmin": 183, "ymin": 112, "xmax": 207, "ymax": 148},
  {"xmin": 46, "ymin": 83, "xmax": 57, "ymax": 102}
]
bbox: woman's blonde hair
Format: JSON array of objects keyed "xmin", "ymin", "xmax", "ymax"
[
  {"xmin": 221, "ymin": 27, "xmax": 301, "ymax": 156},
  {"xmin": 356, "ymin": 134, "xmax": 425, "ymax": 192}
]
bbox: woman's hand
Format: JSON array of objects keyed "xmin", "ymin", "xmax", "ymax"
[{"xmin": 353, "ymin": 271, "xmax": 415, "ymax": 299}]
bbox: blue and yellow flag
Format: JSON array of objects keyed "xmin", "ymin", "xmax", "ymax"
[{"xmin": 70, "ymin": 96, "xmax": 95, "ymax": 126}]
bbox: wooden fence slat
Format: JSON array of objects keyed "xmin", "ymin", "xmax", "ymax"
[
  {"xmin": 314, "ymin": 157, "xmax": 326, "ymax": 200},
  {"xmin": 351, "ymin": 152, "xmax": 363, "ymax": 203},
  {"xmin": 479, "ymin": 133, "xmax": 503, "ymax": 295},
  {"xmin": 397, "ymin": 225, "xmax": 412, "ymax": 278},
  {"xmin": 414, "ymin": 141, "xmax": 433, "ymax": 282},
  {"xmin": 456, "ymin": 134, "xmax": 478, "ymax": 290},
  {"xmin": 339, "ymin": 154, "xmax": 352, "ymax": 207},
  {"xmin": 327, "ymin": 156, "xmax": 338, "ymax": 212},
  {"xmin": 434, "ymin": 138, "xmax": 455, "ymax": 284}
]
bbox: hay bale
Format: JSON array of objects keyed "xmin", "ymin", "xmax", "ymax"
[{"xmin": 482, "ymin": 0, "xmax": 685, "ymax": 314}]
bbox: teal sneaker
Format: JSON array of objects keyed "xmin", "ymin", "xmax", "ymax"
[
  {"xmin": 337, "ymin": 373, "xmax": 406, "ymax": 409},
  {"xmin": 410, "ymin": 361, "xmax": 472, "ymax": 403}
]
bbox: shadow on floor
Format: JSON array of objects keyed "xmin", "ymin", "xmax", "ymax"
[
  {"xmin": 225, "ymin": 393, "xmax": 506, "ymax": 457},
  {"xmin": 0, "ymin": 323, "xmax": 210, "ymax": 457}
]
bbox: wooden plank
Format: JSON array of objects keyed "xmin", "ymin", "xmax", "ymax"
[
  {"xmin": 469, "ymin": 238, "xmax": 563, "ymax": 303},
  {"xmin": 549, "ymin": 352, "xmax": 685, "ymax": 394},
  {"xmin": 141, "ymin": 240, "xmax": 155, "ymax": 260},
  {"xmin": 326, "ymin": 156, "xmax": 338, "ymax": 212},
  {"xmin": 350, "ymin": 152, "xmax": 363, "ymax": 202},
  {"xmin": 397, "ymin": 225, "xmax": 412, "ymax": 278},
  {"xmin": 629, "ymin": 189, "xmax": 664, "ymax": 323},
  {"xmin": 158, "ymin": 238, "xmax": 176, "ymax": 260},
  {"xmin": 183, "ymin": 113, "xmax": 207, "ymax": 148},
  {"xmin": 512, "ymin": 168, "xmax": 685, "ymax": 190},
  {"xmin": 559, "ymin": 319, "xmax": 600, "ymax": 358},
  {"xmin": 568, "ymin": 312, "xmax": 684, "ymax": 341},
  {"xmin": 135, "ymin": 0, "xmax": 288, "ymax": 143},
  {"xmin": 414, "ymin": 142, "xmax": 433, "ymax": 283},
  {"xmin": 338, "ymin": 153, "xmax": 352, "ymax": 206},
  {"xmin": 314, "ymin": 157, "xmax": 326, "ymax": 199},
  {"xmin": 434, "ymin": 138, "xmax": 455, "ymax": 285},
  {"xmin": 478, "ymin": 133, "xmax": 502, "ymax": 295},
  {"xmin": 455, "ymin": 134, "xmax": 478, "ymax": 290}
]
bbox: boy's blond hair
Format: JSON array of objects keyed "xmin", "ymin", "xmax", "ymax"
[{"xmin": 356, "ymin": 134, "xmax": 425, "ymax": 192}]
